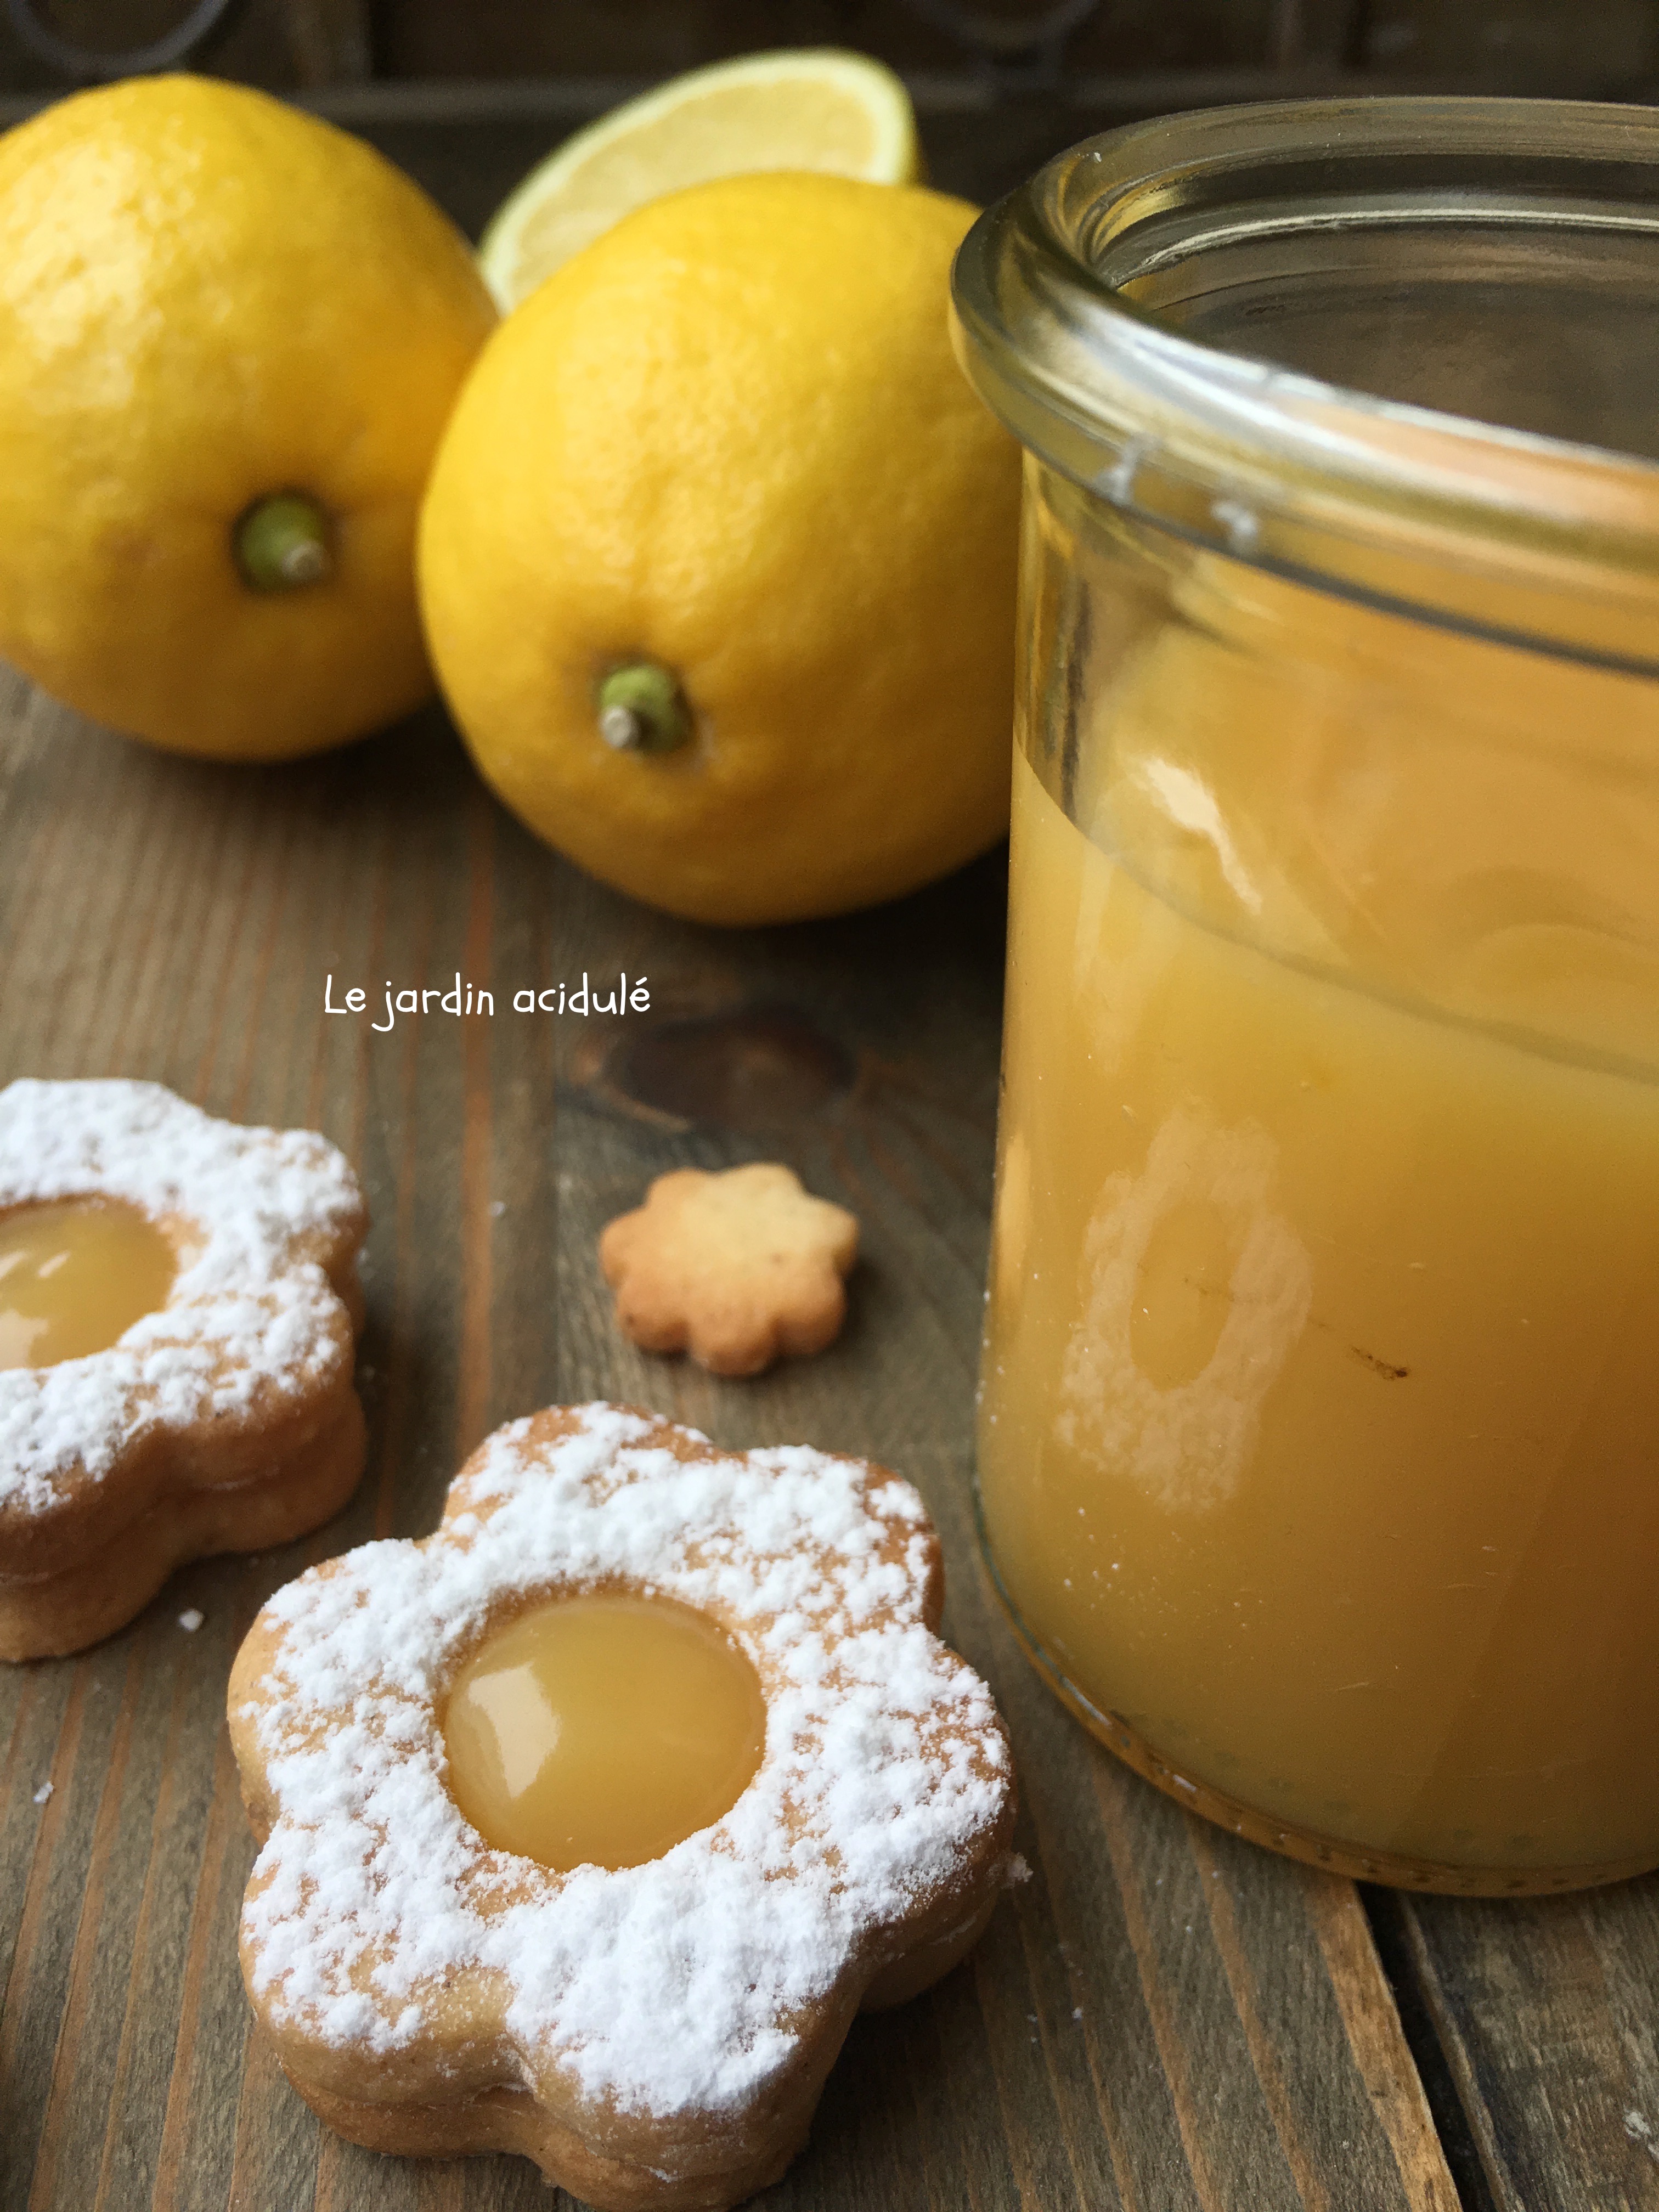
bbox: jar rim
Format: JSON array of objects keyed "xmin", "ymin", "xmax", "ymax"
[{"xmin": 949, "ymin": 97, "xmax": 1659, "ymax": 676}]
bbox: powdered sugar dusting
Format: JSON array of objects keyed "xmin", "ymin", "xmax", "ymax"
[
  {"xmin": 0, "ymin": 1080, "xmax": 363, "ymax": 1513},
  {"xmin": 238, "ymin": 1404, "xmax": 1014, "ymax": 2122}
]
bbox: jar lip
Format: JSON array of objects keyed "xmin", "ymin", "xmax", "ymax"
[{"xmin": 950, "ymin": 97, "xmax": 1659, "ymax": 675}]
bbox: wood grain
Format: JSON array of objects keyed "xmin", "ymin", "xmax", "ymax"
[
  {"xmin": 0, "ymin": 676, "xmax": 1457, "ymax": 2210},
  {"xmin": 1381, "ymin": 1886, "xmax": 1659, "ymax": 2212}
]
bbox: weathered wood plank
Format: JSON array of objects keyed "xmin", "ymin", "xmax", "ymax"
[
  {"xmin": 1385, "ymin": 1885, "xmax": 1659, "ymax": 2211},
  {"xmin": 0, "ymin": 684, "xmax": 1455, "ymax": 2210}
]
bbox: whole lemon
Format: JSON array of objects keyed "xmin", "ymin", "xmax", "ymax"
[
  {"xmin": 0, "ymin": 76, "xmax": 496, "ymax": 761},
  {"xmin": 418, "ymin": 172, "xmax": 1020, "ymax": 926}
]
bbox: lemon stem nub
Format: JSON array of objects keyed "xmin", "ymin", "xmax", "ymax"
[
  {"xmin": 596, "ymin": 663, "xmax": 691, "ymax": 754},
  {"xmin": 235, "ymin": 494, "xmax": 335, "ymax": 592}
]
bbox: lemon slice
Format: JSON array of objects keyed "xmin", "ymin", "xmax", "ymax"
[{"xmin": 477, "ymin": 48, "xmax": 921, "ymax": 309}]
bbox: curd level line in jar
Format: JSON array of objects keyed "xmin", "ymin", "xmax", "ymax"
[{"xmin": 979, "ymin": 747, "xmax": 1659, "ymax": 1883}]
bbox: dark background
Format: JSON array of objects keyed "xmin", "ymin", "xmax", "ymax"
[
  {"xmin": 3, "ymin": 0, "xmax": 1658, "ymax": 93},
  {"xmin": 2, "ymin": 0, "xmax": 1650, "ymax": 239}
]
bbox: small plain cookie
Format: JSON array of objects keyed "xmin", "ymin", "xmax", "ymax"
[
  {"xmin": 0, "ymin": 1079, "xmax": 368, "ymax": 1659},
  {"xmin": 230, "ymin": 1402, "xmax": 1017, "ymax": 2211},
  {"xmin": 599, "ymin": 1163, "xmax": 857, "ymax": 1375}
]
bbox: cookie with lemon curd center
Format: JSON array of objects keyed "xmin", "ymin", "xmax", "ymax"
[
  {"xmin": 229, "ymin": 1403, "xmax": 1017, "ymax": 2211},
  {"xmin": 0, "ymin": 1079, "xmax": 368, "ymax": 1658}
]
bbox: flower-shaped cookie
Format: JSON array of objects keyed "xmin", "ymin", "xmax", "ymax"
[
  {"xmin": 230, "ymin": 1402, "xmax": 1016, "ymax": 2211},
  {"xmin": 599, "ymin": 1163, "xmax": 858, "ymax": 1375},
  {"xmin": 0, "ymin": 1079, "xmax": 367, "ymax": 1658}
]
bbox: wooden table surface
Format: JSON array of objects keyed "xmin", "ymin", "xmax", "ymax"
[{"xmin": 4, "ymin": 93, "xmax": 1659, "ymax": 2212}]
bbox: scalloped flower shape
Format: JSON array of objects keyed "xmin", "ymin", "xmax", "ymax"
[
  {"xmin": 0, "ymin": 1079, "xmax": 367, "ymax": 1657},
  {"xmin": 600, "ymin": 1164, "xmax": 859, "ymax": 1376},
  {"xmin": 230, "ymin": 1403, "xmax": 1017, "ymax": 2211}
]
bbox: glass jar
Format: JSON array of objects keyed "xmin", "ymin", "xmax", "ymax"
[{"xmin": 952, "ymin": 99, "xmax": 1659, "ymax": 1893}]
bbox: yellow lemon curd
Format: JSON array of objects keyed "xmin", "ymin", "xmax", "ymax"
[
  {"xmin": 979, "ymin": 533, "xmax": 1659, "ymax": 1885},
  {"xmin": 0, "ymin": 1197, "xmax": 176, "ymax": 1369},
  {"xmin": 443, "ymin": 1593, "xmax": 766, "ymax": 1872}
]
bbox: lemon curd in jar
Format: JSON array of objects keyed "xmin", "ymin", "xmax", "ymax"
[
  {"xmin": 978, "ymin": 515, "xmax": 1659, "ymax": 1888},
  {"xmin": 443, "ymin": 1592, "xmax": 767, "ymax": 1871},
  {"xmin": 0, "ymin": 1196, "xmax": 177, "ymax": 1369}
]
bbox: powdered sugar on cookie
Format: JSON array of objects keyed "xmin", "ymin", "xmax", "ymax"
[
  {"xmin": 235, "ymin": 1404, "xmax": 1015, "ymax": 2126},
  {"xmin": 0, "ymin": 1079, "xmax": 363, "ymax": 1513}
]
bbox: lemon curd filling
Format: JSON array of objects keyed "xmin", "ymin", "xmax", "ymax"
[
  {"xmin": 0, "ymin": 1196, "xmax": 177, "ymax": 1369},
  {"xmin": 442, "ymin": 1592, "xmax": 767, "ymax": 1871}
]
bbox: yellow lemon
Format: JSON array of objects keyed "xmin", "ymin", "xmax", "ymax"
[
  {"xmin": 419, "ymin": 172, "xmax": 1020, "ymax": 927},
  {"xmin": 0, "ymin": 76, "xmax": 496, "ymax": 761},
  {"xmin": 477, "ymin": 48, "xmax": 922, "ymax": 309}
]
